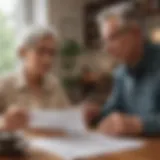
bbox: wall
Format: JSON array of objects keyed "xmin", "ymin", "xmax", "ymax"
[
  {"xmin": 47, "ymin": 0, "xmax": 87, "ymax": 45},
  {"xmin": 46, "ymin": 0, "xmax": 115, "ymax": 76},
  {"xmin": 46, "ymin": 0, "xmax": 90, "ymax": 76}
]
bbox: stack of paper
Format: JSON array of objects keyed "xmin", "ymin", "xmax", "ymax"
[
  {"xmin": 30, "ymin": 132, "xmax": 144, "ymax": 160},
  {"xmin": 29, "ymin": 108, "xmax": 144, "ymax": 159},
  {"xmin": 29, "ymin": 108, "xmax": 86, "ymax": 133}
]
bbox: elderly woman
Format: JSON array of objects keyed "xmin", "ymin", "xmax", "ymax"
[{"xmin": 0, "ymin": 26, "xmax": 70, "ymax": 131}]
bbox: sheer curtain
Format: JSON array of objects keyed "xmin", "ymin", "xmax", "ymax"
[
  {"xmin": 0, "ymin": 0, "xmax": 49, "ymax": 73},
  {"xmin": 0, "ymin": 0, "xmax": 18, "ymax": 73}
]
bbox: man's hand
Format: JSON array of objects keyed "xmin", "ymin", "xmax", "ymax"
[
  {"xmin": 83, "ymin": 101, "xmax": 101, "ymax": 126},
  {"xmin": 1, "ymin": 106, "xmax": 29, "ymax": 131},
  {"xmin": 98, "ymin": 112, "xmax": 143, "ymax": 136}
]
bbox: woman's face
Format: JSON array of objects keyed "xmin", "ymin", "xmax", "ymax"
[{"xmin": 23, "ymin": 36, "xmax": 56, "ymax": 77}]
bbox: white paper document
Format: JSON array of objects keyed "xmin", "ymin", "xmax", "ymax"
[
  {"xmin": 29, "ymin": 108, "xmax": 86, "ymax": 133},
  {"xmin": 30, "ymin": 132, "xmax": 144, "ymax": 160}
]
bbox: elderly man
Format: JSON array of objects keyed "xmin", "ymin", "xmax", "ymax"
[{"xmin": 85, "ymin": 4, "xmax": 160, "ymax": 136}]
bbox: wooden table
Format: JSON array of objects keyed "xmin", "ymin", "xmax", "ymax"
[{"xmin": 1, "ymin": 129, "xmax": 160, "ymax": 160}]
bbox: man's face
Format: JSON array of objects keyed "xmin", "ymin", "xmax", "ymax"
[{"xmin": 102, "ymin": 18, "xmax": 139, "ymax": 64}]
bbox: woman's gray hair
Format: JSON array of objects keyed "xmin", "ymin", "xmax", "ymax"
[
  {"xmin": 17, "ymin": 25, "xmax": 58, "ymax": 50},
  {"xmin": 97, "ymin": 2, "xmax": 141, "ymax": 30}
]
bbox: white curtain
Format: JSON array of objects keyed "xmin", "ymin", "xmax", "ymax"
[{"xmin": 16, "ymin": 0, "xmax": 49, "ymax": 35}]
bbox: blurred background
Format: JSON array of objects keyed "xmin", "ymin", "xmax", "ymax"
[{"xmin": 0, "ymin": 0, "xmax": 160, "ymax": 104}]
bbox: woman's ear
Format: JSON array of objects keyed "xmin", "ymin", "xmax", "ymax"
[{"xmin": 18, "ymin": 47, "xmax": 26, "ymax": 59}]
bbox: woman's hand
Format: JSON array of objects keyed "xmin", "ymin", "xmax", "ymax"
[{"xmin": 1, "ymin": 106, "xmax": 29, "ymax": 131}]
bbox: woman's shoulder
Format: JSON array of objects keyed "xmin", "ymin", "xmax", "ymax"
[{"xmin": 0, "ymin": 72, "xmax": 19, "ymax": 90}]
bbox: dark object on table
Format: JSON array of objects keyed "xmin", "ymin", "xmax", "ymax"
[
  {"xmin": 87, "ymin": 73, "xmax": 113, "ymax": 106},
  {"xmin": 0, "ymin": 132, "xmax": 27, "ymax": 157},
  {"xmin": 79, "ymin": 67, "xmax": 97, "ymax": 99}
]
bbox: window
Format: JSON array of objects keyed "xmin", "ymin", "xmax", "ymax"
[
  {"xmin": 0, "ymin": 0, "xmax": 17, "ymax": 73},
  {"xmin": 0, "ymin": 0, "xmax": 49, "ymax": 73}
]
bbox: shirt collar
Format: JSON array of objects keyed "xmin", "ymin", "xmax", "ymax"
[{"xmin": 126, "ymin": 41, "xmax": 153, "ymax": 78}]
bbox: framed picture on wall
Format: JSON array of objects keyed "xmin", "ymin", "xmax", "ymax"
[{"xmin": 145, "ymin": 0, "xmax": 160, "ymax": 14}]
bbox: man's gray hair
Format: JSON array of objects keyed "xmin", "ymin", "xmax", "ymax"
[
  {"xmin": 17, "ymin": 25, "xmax": 58, "ymax": 50},
  {"xmin": 97, "ymin": 2, "xmax": 141, "ymax": 29}
]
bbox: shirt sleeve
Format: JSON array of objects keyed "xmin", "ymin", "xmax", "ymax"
[
  {"xmin": 102, "ymin": 77, "xmax": 122, "ymax": 116},
  {"xmin": 94, "ymin": 75, "xmax": 123, "ymax": 124},
  {"xmin": 141, "ymin": 79, "xmax": 160, "ymax": 134},
  {"xmin": 142, "ymin": 114, "xmax": 160, "ymax": 134}
]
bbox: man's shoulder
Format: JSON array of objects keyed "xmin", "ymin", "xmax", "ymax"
[
  {"xmin": 148, "ymin": 43, "xmax": 160, "ymax": 72},
  {"xmin": 149, "ymin": 43, "xmax": 160, "ymax": 52},
  {"xmin": 147, "ymin": 42, "xmax": 160, "ymax": 59}
]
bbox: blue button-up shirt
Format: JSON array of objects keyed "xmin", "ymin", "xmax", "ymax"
[{"xmin": 101, "ymin": 42, "xmax": 160, "ymax": 134}]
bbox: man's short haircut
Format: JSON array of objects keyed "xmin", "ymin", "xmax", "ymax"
[{"xmin": 97, "ymin": 2, "xmax": 142, "ymax": 30}]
